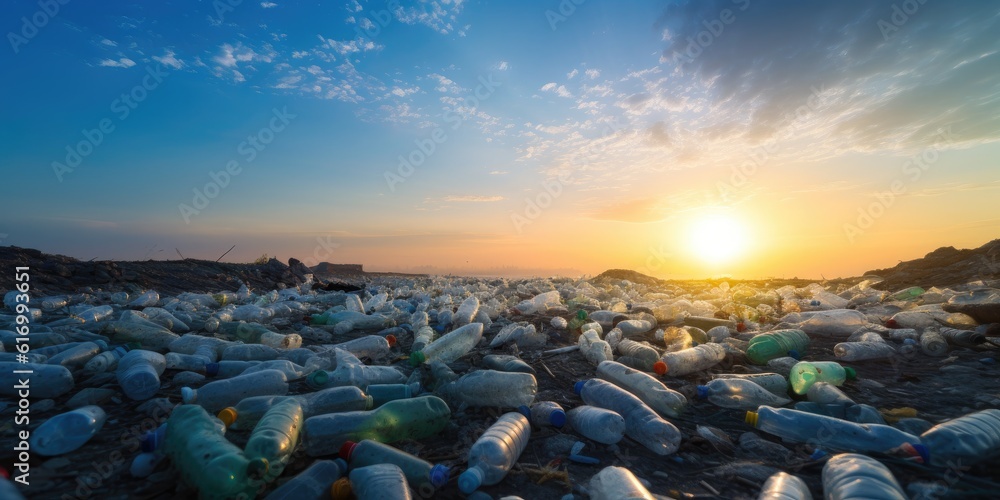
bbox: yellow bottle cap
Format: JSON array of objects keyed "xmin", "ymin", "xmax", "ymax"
[{"xmin": 217, "ymin": 408, "xmax": 237, "ymax": 428}]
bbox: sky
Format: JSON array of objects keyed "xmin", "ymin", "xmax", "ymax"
[{"xmin": 1, "ymin": 0, "xmax": 999, "ymax": 279}]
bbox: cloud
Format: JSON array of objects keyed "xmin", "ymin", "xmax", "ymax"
[
  {"xmin": 100, "ymin": 38, "xmax": 117, "ymax": 47},
  {"xmin": 585, "ymin": 69, "xmax": 600, "ymax": 79},
  {"xmin": 153, "ymin": 50, "xmax": 184, "ymax": 69},
  {"xmin": 443, "ymin": 195, "xmax": 505, "ymax": 202},
  {"xmin": 99, "ymin": 58, "xmax": 136, "ymax": 68},
  {"xmin": 261, "ymin": 2, "xmax": 277, "ymax": 7},
  {"xmin": 389, "ymin": 1, "xmax": 467, "ymax": 34},
  {"xmin": 214, "ymin": 43, "xmax": 259, "ymax": 67},
  {"xmin": 489, "ymin": 170, "xmax": 508, "ymax": 175},
  {"xmin": 540, "ymin": 83, "xmax": 572, "ymax": 98},
  {"xmin": 391, "ymin": 86, "xmax": 419, "ymax": 97},
  {"xmin": 567, "ymin": 69, "xmax": 578, "ymax": 79},
  {"xmin": 430, "ymin": 73, "xmax": 462, "ymax": 93},
  {"xmin": 496, "ymin": 61, "xmax": 509, "ymax": 71}
]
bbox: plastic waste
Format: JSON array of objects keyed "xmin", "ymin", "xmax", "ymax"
[
  {"xmin": 218, "ymin": 321, "xmax": 302, "ymax": 349},
  {"xmin": 550, "ymin": 316, "xmax": 568, "ymax": 329},
  {"xmin": 919, "ymin": 328, "xmax": 948, "ymax": 356},
  {"xmin": 129, "ymin": 290, "xmax": 160, "ymax": 307},
  {"xmin": 219, "ymin": 386, "xmax": 373, "ymax": 430},
  {"xmin": 340, "ymin": 439, "xmax": 450, "ymax": 490},
  {"xmin": 596, "ymin": 360, "xmax": 686, "ymax": 418},
  {"xmin": 183, "ymin": 369, "xmax": 289, "ymax": 413},
  {"xmin": 616, "ymin": 319, "xmax": 654, "ymax": 337},
  {"xmin": 349, "ymin": 463, "xmax": 412, "ymax": 500},
  {"xmin": 46, "ymin": 340, "xmax": 106, "ymax": 371},
  {"xmin": 117, "ymin": 349, "xmax": 166, "ymax": 400},
  {"xmin": 365, "ymin": 383, "xmax": 417, "ymax": 407},
  {"xmin": 483, "ymin": 354, "xmax": 535, "ymax": 374},
  {"xmin": 453, "ymin": 296, "xmax": 480, "ymax": 327},
  {"xmin": 412, "ymin": 325, "xmax": 436, "ymax": 353},
  {"xmin": 0, "ymin": 362, "xmax": 74, "ymax": 399},
  {"xmin": 410, "ymin": 322, "xmax": 482, "ymax": 366},
  {"xmin": 745, "ymin": 330, "xmax": 810, "ymax": 365},
  {"xmin": 222, "ymin": 343, "xmax": 279, "ymax": 361},
  {"xmin": 245, "ymin": 398, "xmax": 303, "ymax": 481},
  {"xmin": 806, "ymin": 382, "xmax": 855, "ymax": 405},
  {"xmin": 653, "ymin": 343, "xmax": 726, "ymax": 376},
  {"xmin": 166, "ymin": 352, "xmax": 210, "ymax": 372},
  {"xmin": 566, "ymin": 405, "xmax": 626, "ymax": 444},
  {"xmin": 588, "ymin": 466, "xmax": 654, "ymax": 500},
  {"xmin": 264, "ymin": 459, "xmax": 347, "ymax": 500},
  {"xmin": 578, "ymin": 328, "xmax": 613, "ymax": 366},
  {"xmin": 459, "ymin": 412, "xmax": 531, "ymax": 494},
  {"xmin": 712, "ymin": 373, "xmax": 789, "ymax": 397},
  {"xmin": 918, "ymin": 409, "xmax": 1000, "ymax": 466},
  {"xmin": 303, "ymin": 396, "xmax": 451, "ymax": 457},
  {"xmin": 309, "ymin": 349, "xmax": 406, "ymax": 388},
  {"xmin": 782, "ymin": 309, "xmax": 871, "ymax": 337},
  {"xmin": 615, "ymin": 338, "xmax": 661, "ymax": 371},
  {"xmin": 490, "ymin": 322, "xmax": 547, "ymax": 348},
  {"xmin": 104, "ymin": 320, "xmax": 180, "ymax": 352},
  {"xmin": 30, "ymin": 405, "xmax": 107, "ymax": 456},
  {"xmin": 834, "ymin": 340, "xmax": 896, "ymax": 362},
  {"xmin": 518, "ymin": 401, "xmax": 566, "ymax": 428},
  {"xmin": 758, "ymin": 471, "xmax": 813, "ymax": 500},
  {"xmin": 789, "ymin": 361, "xmax": 856, "ymax": 395},
  {"xmin": 746, "ymin": 406, "xmax": 919, "ymax": 454},
  {"xmin": 164, "ymin": 404, "xmax": 258, "ymax": 499},
  {"xmin": 514, "ymin": 290, "xmax": 561, "ymax": 314},
  {"xmin": 312, "ymin": 335, "xmax": 396, "ymax": 366},
  {"xmin": 437, "ymin": 370, "xmax": 537, "ymax": 408},
  {"xmin": 822, "ymin": 453, "xmax": 906, "ymax": 500},
  {"xmin": 696, "ymin": 378, "xmax": 791, "ymax": 410},
  {"xmin": 575, "ymin": 378, "xmax": 681, "ymax": 455},
  {"xmin": 938, "ymin": 327, "xmax": 986, "ymax": 348}
]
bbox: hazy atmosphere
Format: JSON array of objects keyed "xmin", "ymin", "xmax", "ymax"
[{"xmin": 3, "ymin": 0, "xmax": 999, "ymax": 278}]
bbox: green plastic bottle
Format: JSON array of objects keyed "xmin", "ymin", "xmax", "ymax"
[
  {"xmin": 567, "ymin": 310, "xmax": 588, "ymax": 332},
  {"xmin": 303, "ymin": 396, "xmax": 451, "ymax": 457},
  {"xmin": 789, "ymin": 361, "xmax": 856, "ymax": 395},
  {"xmin": 164, "ymin": 405, "xmax": 259, "ymax": 499},
  {"xmin": 245, "ymin": 398, "xmax": 303, "ymax": 482},
  {"xmin": 745, "ymin": 329, "xmax": 810, "ymax": 365}
]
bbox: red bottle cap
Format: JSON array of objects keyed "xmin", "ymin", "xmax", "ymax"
[
  {"xmin": 338, "ymin": 440, "xmax": 358, "ymax": 460},
  {"xmin": 385, "ymin": 334, "xmax": 397, "ymax": 347}
]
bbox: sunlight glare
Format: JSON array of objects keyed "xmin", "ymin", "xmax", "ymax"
[{"xmin": 687, "ymin": 211, "xmax": 749, "ymax": 265}]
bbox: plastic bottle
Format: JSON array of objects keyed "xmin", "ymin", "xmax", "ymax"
[
  {"xmin": 615, "ymin": 339, "xmax": 661, "ymax": 371},
  {"xmin": 436, "ymin": 370, "xmax": 537, "ymax": 408},
  {"xmin": 617, "ymin": 319, "xmax": 654, "ymax": 337},
  {"xmin": 349, "ymin": 463, "xmax": 412, "ymax": 500},
  {"xmin": 264, "ymin": 459, "xmax": 347, "ymax": 500},
  {"xmin": 696, "ymin": 378, "xmax": 791, "ymax": 410},
  {"xmin": 789, "ymin": 361, "xmax": 856, "ymax": 395},
  {"xmin": 117, "ymin": 350, "xmax": 166, "ymax": 400},
  {"xmin": 453, "ymin": 296, "xmax": 480, "ymax": 327},
  {"xmin": 218, "ymin": 321, "xmax": 302, "ymax": 349},
  {"xmin": 919, "ymin": 328, "xmax": 948, "ymax": 356},
  {"xmin": 245, "ymin": 398, "xmax": 303, "ymax": 481},
  {"xmin": 303, "ymin": 396, "xmax": 451, "ymax": 457},
  {"xmin": 938, "ymin": 327, "xmax": 986, "ymax": 348},
  {"xmin": 833, "ymin": 340, "xmax": 896, "ymax": 362},
  {"xmin": 782, "ymin": 309, "xmax": 870, "ymax": 337},
  {"xmin": 168, "ymin": 334, "xmax": 235, "ymax": 358},
  {"xmin": 307, "ymin": 336, "xmax": 396, "ymax": 371},
  {"xmin": 0, "ymin": 362, "xmax": 75, "ymax": 399},
  {"xmin": 653, "ymin": 343, "xmax": 726, "ymax": 376},
  {"xmin": 822, "ymin": 453, "xmax": 906, "ymax": 500},
  {"xmin": 164, "ymin": 404, "xmax": 258, "ymax": 499},
  {"xmin": 73, "ymin": 304, "xmax": 115, "ymax": 324},
  {"xmin": 204, "ymin": 360, "xmax": 260, "ymax": 378},
  {"xmin": 758, "ymin": 471, "xmax": 813, "ymax": 500},
  {"xmin": 745, "ymin": 330, "xmax": 810, "ymax": 364},
  {"xmin": 514, "ymin": 290, "xmax": 561, "ymax": 314},
  {"xmin": 746, "ymin": 406, "xmax": 919, "ymax": 454},
  {"xmin": 241, "ymin": 359, "xmax": 310, "ymax": 380},
  {"xmin": 483, "ymin": 354, "xmax": 534, "ymax": 374},
  {"xmin": 341, "ymin": 439, "xmax": 450, "ymax": 491},
  {"xmin": 596, "ymin": 360, "xmax": 686, "ymax": 418},
  {"xmin": 46, "ymin": 340, "xmax": 107, "ymax": 371},
  {"xmin": 30, "ymin": 405, "xmax": 107, "ymax": 456},
  {"xmin": 412, "ymin": 325, "xmax": 436, "ymax": 353},
  {"xmin": 566, "ymin": 405, "xmax": 626, "ymax": 444},
  {"xmin": 588, "ymin": 466, "xmax": 654, "ymax": 500},
  {"xmin": 166, "ymin": 352, "xmax": 210, "ymax": 372},
  {"xmin": 409, "ymin": 322, "xmax": 483, "ymax": 366},
  {"xmin": 712, "ymin": 373, "xmax": 789, "ymax": 397},
  {"xmin": 518, "ymin": 401, "xmax": 566, "ymax": 428},
  {"xmin": 806, "ymin": 382, "xmax": 855, "ymax": 405},
  {"xmin": 365, "ymin": 383, "xmax": 417, "ymax": 407},
  {"xmin": 917, "ymin": 409, "xmax": 1000, "ymax": 466},
  {"xmin": 490, "ymin": 322, "xmax": 546, "ymax": 348},
  {"xmin": 579, "ymin": 328, "xmax": 613, "ymax": 366},
  {"xmin": 309, "ymin": 349, "xmax": 407, "ymax": 388},
  {"xmin": 574, "ymin": 378, "xmax": 681, "ymax": 455},
  {"xmin": 129, "ymin": 290, "xmax": 160, "ymax": 307},
  {"xmin": 183, "ymin": 369, "xmax": 289, "ymax": 413},
  {"xmin": 104, "ymin": 320, "xmax": 180, "ymax": 352},
  {"xmin": 459, "ymin": 412, "xmax": 531, "ymax": 494},
  {"xmin": 568, "ymin": 309, "xmax": 589, "ymax": 331},
  {"xmin": 222, "ymin": 343, "xmax": 279, "ymax": 361},
  {"xmin": 219, "ymin": 386, "xmax": 373, "ymax": 430}
]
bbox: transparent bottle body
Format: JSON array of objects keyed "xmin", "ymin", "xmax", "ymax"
[
  {"xmin": 415, "ymin": 322, "xmax": 482, "ymax": 364},
  {"xmin": 789, "ymin": 361, "xmax": 849, "ymax": 395},
  {"xmin": 745, "ymin": 329, "xmax": 810, "ymax": 364},
  {"xmin": 350, "ymin": 463, "xmax": 412, "ymax": 500},
  {"xmin": 303, "ymin": 396, "xmax": 451, "ymax": 457},
  {"xmin": 751, "ymin": 406, "xmax": 918, "ymax": 454},
  {"xmin": 245, "ymin": 398, "xmax": 303, "ymax": 481},
  {"xmin": 577, "ymin": 378, "xmax": 681, "ymax": 455},
  {"xmin": 566, "ymin": 406, "xmax": 626, "ymax": 444},
  {"xmin": 656, "ymin": 343, "xmax": 726, "ymax": 376},
  {"xmin": 597, "ymin": 360, "xmax": 686, "ymax": 418},
  {"xmin": 919, "ymin": 409, "xmax": 1000, "ymax": 466},
  {"xmin": 346, "ymin": 439, "xmax": 446, "ymax": 490},
  {"xmin": 588, "ymin": 466, "xmax": 654, "ymax": 500},
  {"xmin": 712, "ymin": 373, "xmax": 788, "ymax": 397},
  {"xmin": 822, "ymin": 453, "xmax": 906, "ymax": 500},
  {"xmin": 833, "ymin": 341, "xmax": 896, "ymax": 361},
  {"xmin": 31, "ymin": 405, "xmax": 107, "ymax": 456},
  {"xmin": 758, "ymin": 471, "xmax": 813, "ymax": 500},
  {"xmin": 264, "ymin": 460, "xmax": 346, "ymax": 500},
  {"xmin": 437, "ymin": 370, "xmax": 537, "ymax": 408},
  {"xmin": 186, "ymin": 369, "xmax": 289, "ymax": 413},
  {"xmin": 164, "ymin": 404, "xmax": 257, "ymax": 499},
  {"xmin": 117, "ymin": 350, "xmax": 167, "ymax": 401},
  {"xmin": 700, "ymin": 378, "xmax": 791, "ymax": 410},
  {"xmin": 460, "ymin": 412, "xmax": 531, "ymax": 493}
]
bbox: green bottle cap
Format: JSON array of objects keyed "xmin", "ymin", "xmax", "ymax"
[
  {"xmin": 409, "ymin": 351, "xmax": 426, "ymax": 366},
  {"xmin": 843, "ymin": 366, "xmax": 857, "ymax": 379}
]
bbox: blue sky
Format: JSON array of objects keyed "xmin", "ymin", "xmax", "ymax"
[{"xmin": 2, "ymin": 1, "xmax": 999, "ymax": 278}]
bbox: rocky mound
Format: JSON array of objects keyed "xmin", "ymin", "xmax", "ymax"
[{"xmin": 864, "ymin": 239, "xmax": 1000, "ymax": 291}]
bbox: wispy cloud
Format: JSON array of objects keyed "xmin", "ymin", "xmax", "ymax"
[
  {"xmin": 99, "ymin": 57, "xmax": 136, "ymax": 68},
  {"xmin": 443, "ymin": 195, "xmax": 505, "ymax": 202},
  {"xmin": 153, "ymin": 50, "xmax": 184, "ymax": 69},
  {"xmin": 261, "ymin": 2, "xmax": 277, "ymax": 8}
]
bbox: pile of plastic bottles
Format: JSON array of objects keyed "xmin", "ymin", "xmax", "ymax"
[{"xmin": 2, "ymin": 272, "xmax": 999, "ymax": 499}]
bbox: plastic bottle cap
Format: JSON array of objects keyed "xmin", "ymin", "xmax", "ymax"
[
  {"xmin": 550, "ymin": 410, "xmax": 566, "ymax": 428},
  {"xmin": 409, "ymin": 351, "xmax": 426, "ymax": 367},
  {"xmin": 429, "ymin": 464, "xmax": 451, "ymax": 488},
  {"xmin": 217, "ymin": 408, "xmax": 237, "ymax": 428},
  {"xmin": 745, "ymin": 411, "xmax": 758, "ymax": 427},
  {"xmin": 843, "ymin": 366, "xmax": 857, "ymax": 379},
  {"xmin": 787, "ymin": 349, "xmax": 800, "ymax": 360},
  {"xmin": 181, "ymin": 387, "xmax": 195, "ymax": 404},
  {"xmin": 140, "ymin": 431, "xmax": 158, "ymax": 453},
  {"xmin": 330, "ymin": 477, "xmax": 352, "ymax": 500},
  {"xmin": 205, "ymin": 363, "xmax": 220, "ymax": 377},
  {"xmin": 247, "ymin": 458, "xmax": 268, "ymax": 479},
  {"xmin": 696, "ymin": 385, "xmax": 709, "ymax": 399},
  {"xmin": 94, "ymin": 340, "xmax": 109, "ymax": 351},
  {"xmin": 332, "ymin": 458, "xmax": 348, "ymax": 476},
  {"xmin": 307, "ymin": 370, "xmax": 329, "ymax": 388},
  {"xmin": 573, "ymin": 381, "xmax": 586, "ymax": 395},
  {"xmin": 517, "ymin": 405, "xmax": 531, "ymax": 420},
  {"xmin": 338, "ymin": 441, "xmax": 357, "ymax": 460},
  {"xmin": 458, "ymin": 467, "xmax": 484, "ymax": 494},
  {"xmin": 901, "ymin": 443, "xmax": 930, "ymax": 464},
  {"xmin": 653, "ymin": 361, "xmax": 667, "ymax": 375},
  {"xmin": 385, "ymin": 334, "xmax": 397, "ymax": 347}
]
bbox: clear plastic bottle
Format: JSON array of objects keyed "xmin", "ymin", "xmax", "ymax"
[
  {"xmin": 789, "ymin": 361, "xmax": 856, "ymax": 395},
  {"xmin": 453, "ymin": 296, "xmax": 480, "ymax": 327},
  {"xmin": 938, "ymin": 327, "xmax": 987, "ymax": 347},
  {"xmin": 30, "ymin": 405, "xmax": 107, "ymax": 456},
  {"xmin": 806, "ymin": 382, "xmax": 855, "ymax": 405},
  {"xmin": 303, "ymin": 396, "xmax": 451, "ymax": 457},
  {"xmin": 219, "ymin": 386, "xmax": 373, "ymax": 431},
  {"xmin": 308, "ymin": 335, "xmax": 396, "ymax": 370},
  {"xmin": 518, "ymin": 401, "xmax": 566, "ymax": 428},
  {"xmin": 117, "ymin": 350, "xmax": 166, "ymax": 401},
  {"xmin": 436, "ymin": 370, "xmax": 537, "ymax": 408},
  {"xmin": 696, "ymin": 378, "xmax": 791, "ymax": 410},
  {"xmin": 746, "ymin": 406, "xmax": 919, "ymax": 454},
  {"xmin": 205, "ymin": 360, "xmax": 260, "ymax": 378},
  {"xmin": 615, "ymin": 339, "xmax": 660, "ymax": 371},
  {"xmin": 365, "ymin": 383, "xmax": 417, "ymax": 408},
  {"xmin": 350, "ymin": 463, "xmax": 412, "ymax": 500},
  {"xmin": 74, "ymin": 304, "xmax": 115, "ymax": 324},
  {"xmin": 340, "ymin": 439, "xmax": 450, "ymax": 491},
  {"xmin": 409, "ymin": 322, "xmax": 483, "ymax": 366},
  {"xmin": 0, "ymin": 362, "xmax": 74, "ymax": 399},
  {"xmin": 240, "ymin": 359, "xmax": 310, "ymax": 381},
  {"xmin": 164, "ymin": 404, "xmax": 258, "ymax": 499},
  {"xmin": 218, "ymin": 321, "xmax": 302, "ymax": 349},
  {"xmin": 245, "ymin": 398, "xmax": 303, "ymax": 482},
  {"xmin": 412, "ymin": 325, "xmax": 436, "ymax": 353},
  {"xmin": 483, "ymin": 354, "xmax": 535, "ymax": 374},
  {"xmin": 617, "ymin": 319, "xmax": 654, "ymax": 337},
  {"xmin": 168, "ymin": 334, "xmax": 235, "ymax": 358},
  {"xmin": 653, "ymin": 343, "xmax": 726, "ymax": 376},
  {"xmin": 490, "ymin": 322, "xmax": 546, "ymax": 348},
  {"xmin": 588, "ymin": 466, "xmax": 654, "ymax": 500},
  {"xmin": 919, "ymin": 328, "xmax": 948, "ymax": 356},
  {"xmin": 579, "ymin": 329, "xmax": 613, "ymax": 367},
  {"xmin": 309, "ymin": 349, "xmax": 407, "ymax": 388},
  {"xmin": 566, "ymin": 405, "xmax": 626, "ymax": 444},
  {"xmin": 222, "ymin": 343, "xmax": 279, "ymax": 361},
  {"xmin": 822, "ymin": 453, "xmax": 906, "ymax": 500},
  {"xmin": 264, "ymin": 459, "xmax": 348, "ymax": 500},
  {"xmin": 782, "ymin": 309, "xmax": 869, "ymax": 337},
  {"xmin": 129, "ymin": 290, "xmax": 160, "ymax": 307},
  {"xmin": 834, "ymin": 339, "xmax": 896, "ymax": 361},
  {"xmin": 758, "ymin": 471, "xmax": 813, "ymax": 500},
  {"xmin": 917, "ymin": 409, "xmax": 1000, "ymax": 466},
  {"xmin": 183, "ymin": 369, "xmax": 289, "ymax": 413},
  {"xmin": 105, "ymin": 320, "xmax": 180, "ymax": 352},
  {"xmin": 166, "ymin": 352, "xmax": 210, "ymax": 372},
  {"xmin": 345, "ymin": 294, "xmax": 365, "ymax": 313},
  {"xmin": 458, "ymin": 412, "xmax": 531, "ymax": 494},
  {"xmin": 574, "ymin": 378, "xmax": 681, "ymax": 455},
  {"xmin": 46, "ymin": 340, "xmax": 107, "ymax": 371},
  {"xmin": 596, "ymin": 360, "xmax": 686, "ymax": 418},
  {"xmin": 745, "ymin": 330, "xmax": 810, "ymax": 365},
  {"xmin": 712, "ymin": 373, "xmax": 789, "ymax": 397}
]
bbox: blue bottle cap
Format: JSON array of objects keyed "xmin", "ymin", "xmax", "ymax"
[
  {"xmin": 696, "ymin": 385, "xmax": 709, "ymax": 399},
  {"xmin": 517, "ymin": 405, "xmax": 531, "ymax": 420},
  {"xmin": 787, "ymin": 349, "xmax": 801, "ymax": 360},
  {"xmin": 573, "ymin": 380, "xmax": 586, "ymax": 395},
  {"xmin": 568, "ymin": 454, "xmax": 600, "ymax": 465},
  {"xmin": 332, "ymin": 458, "xmax": 348, "ymax": 477},
  {"xmin": 205, "ymin": 363, "xmax": 220, "ymax": 377},
  {"xmin": 550, "ymin": 409, "xmax": 566, "ymax": 428},
  {"xmin": 810, "ymin": 449, "xmax": 828, "ymax": 460},
  {"xmin": 903, "ymin": 338, "xmax": 918, "ymax": 345},
  {"xmin": 429, "ymin": 464, "xmax": 450, "ymax": 488},
  {"xmin": 458, "ymin": 467, "xmax": 483, "ymax": 494}
]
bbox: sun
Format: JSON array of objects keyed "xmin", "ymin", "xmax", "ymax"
[{"xmin": 686, "ymin": 211, "xmax": 749, "ymax": 265}]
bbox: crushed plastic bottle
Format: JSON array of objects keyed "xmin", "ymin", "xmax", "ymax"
[
  {"xmin": 117, "ymin": 349, "xmax": 167, "ymax": 401},
  {"xmin": 566, "ymin": 405, "xmax": 626, "ymax": 444},
  {"xmin": 578, "ymin": 328, "xmax": 613, "ymax": 366},
  {"xmin": 340, "ymin": 439, "xmax": 450, "ymax": 491},
  {"xmin": 459, "ymin": 412, "xmax": 531, "ymax": 494},
  {"xmin": 789, "ymin": 361, "xmax": 856, "ymax": 395},
  {"xmin": 436, "ymin": 370, "xmax": 537, "ymax": 408},
  {"xmin": 938, "ymin": 327, "xmax": 987, "ymax": 348},
  {"xmin": 596, "ymin": 360, "xmax": 686, "ymax": 418},
  {"xmin": 303, "ymin": 396, "xmax": 451, "ymax": 457},
  {"xmin": 696, "ymin": 378, "xmax": 791, "ymax": 410},
  {"xmin": 183, "ymin": 369, "xmax": 289, "ymax": 413},
  {"xmin": 822, "ymin": 453, "xmax": 906, "ymax": 500},
  {"xmin": 745, "ymin": 330, "xmax": 810, "ymax": 365},
  {"xmin": 588, "ymin": 466, "xmax": 654, "ymax": 500},
  {"xmin": 653, "ymin": 343, "xmax": 726, "ymax": 376},
  {"xmin": 575, "ymin": 378, "xmax": 681, "ymax": 455},
  {"xmin": 409, "ymin": 322, "xmax": 483, "ymax": 366},
  {"xmin": 746, "ymin": 406, "xmax": 919, "ymax": 454},
  {"xmin": 758, "ymin": 471, "xmax": 813, "ymax": 500},
  {"xmin": 30, "ymin": 405, "xmax": 107, "ymax": 456}
]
